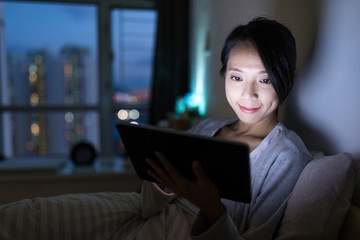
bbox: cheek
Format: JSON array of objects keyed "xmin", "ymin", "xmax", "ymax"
[
  {"xmin": 225, "ymin": 81, "xmax": 236, "ymax": 103},
  {"xmin": 263, "ymin": 91, "xmax": 279, "ymax": 109}
]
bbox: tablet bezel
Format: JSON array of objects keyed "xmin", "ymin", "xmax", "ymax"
[{"xmin": 116, "ymin": 121, "xmax": 251, "ymax": 203}]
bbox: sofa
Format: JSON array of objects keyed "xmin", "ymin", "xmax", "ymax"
[
  {"xmin": 275, "ymin": 152, "xmax": 360, "ymax": 240},
  {"xmin": 0, "ymin": 152, "xmax": 359, "ymax": 239}
]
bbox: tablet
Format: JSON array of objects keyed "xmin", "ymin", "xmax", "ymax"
[{"xmin": 116, "ymin": 121, "xmax": 251, "ymax": 203}]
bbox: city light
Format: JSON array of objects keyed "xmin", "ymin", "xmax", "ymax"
[
  {"xmin": 117, "ymin": 109, "xmax": 140, "ymax": 121},
  {"xmin": 28, "ymin": 64, "xmax": 37, "ymax": 74},
  {"xmin": 117, "ymin": 109, "xmax": 129, "ymax": 120},
  {"xmin": 29, "ymin": 72, "xmax": 37, "ymax": 84},
  {"xmin": 129, "ymin": 109, "xmax": 140, "ymax": 120},
  {"xmin": 31, "ymin": 123, "xmax": 40, "ymax": 136},
  {"xmin": 64, "ymin": 64, "xmax": 73, "ymax": 76},
  {"xmin": 64, "ymin": 112, "xmax": 74, "ymax": 123},
  {"xmin": 30, "ymin": 93, "xmax": 39, "ymax": 106}
]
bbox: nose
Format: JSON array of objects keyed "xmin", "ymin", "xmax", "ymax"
[{"xmin": 241, "ymin": 82, "xmax": 258, "ymax": 100}]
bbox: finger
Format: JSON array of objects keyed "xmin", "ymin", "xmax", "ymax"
[
  {"xmin": 146, "ymin": 168, "xmax": 163, "ymax": 184},
  {"xmin": 146, "ymin": 158, "xmax": 178, "ymax": 187},
  {"xmin": 154, "ymin": 151, "xmax": 187, "ymax": 182},
  {"xmin": 145, "ymin": 158, "xmax": 163, "ymax": 182},
  {"xmin": 146, "ymin": 158, "xmax": 164, "ymax": 175},
  {"xmin": 192, "ymin": 160, "xmax": 204, "ymax": 176},
  {"xmin": 146, "ymin": 158, "xmax": 181, "ymax": 195},
  {"xmin": 192, "ymin": 160, "xmax": 212, "ymax": 184}
]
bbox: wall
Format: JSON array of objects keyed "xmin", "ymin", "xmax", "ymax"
[
  {"xmin": 190, "ymin": 0, "xmax": 275, "ymax": 118},
  {"xmin": 285, "ymin": 0, "xmax": 360, "ymax": 157},
  {"xmin": 190, "ymin": 0, "xmax": 360, "ymax": 158}
]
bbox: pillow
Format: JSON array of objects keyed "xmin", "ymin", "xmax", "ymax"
[
  {"xmin": 275, "ymin": 153, "xmax": 360, "ymax": 240},
  {"xmin": 0, "ymin": 192, "xmax": 143, "ymax": 240}
]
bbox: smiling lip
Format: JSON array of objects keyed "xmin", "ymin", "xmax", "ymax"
[{"xmin": 239, "ymin": 105, "xmax": 260, "ymax": 113}]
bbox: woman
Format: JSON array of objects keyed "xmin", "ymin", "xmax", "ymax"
[
  {"xmin": 132, "ymin": 17, "xmax": 312, "ymax": 239},
  {"xmin": 0, "ymin": 17, "xmax": 311, "ymax": 240}
]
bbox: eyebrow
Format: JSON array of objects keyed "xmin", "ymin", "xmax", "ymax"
[{"xmin": 228, "ymin": 67, "xmax": 267, "ymax": 74}]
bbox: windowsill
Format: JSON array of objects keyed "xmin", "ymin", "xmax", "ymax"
[
  {"xmin": 0, "ymin": 155, "xmax": 134, "ymax": 177},
  {"xmin": 0, "ymin": 156, "xmax": 142, "ymax": 204}
]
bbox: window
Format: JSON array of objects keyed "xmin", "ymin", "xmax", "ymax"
[
  {"xmin": 111, "ymin": 9, "xmax": 157, "ymax": 154},
  {"xmin": 0, "ymin": 1, "xmax": 157, "ymax": 158}
]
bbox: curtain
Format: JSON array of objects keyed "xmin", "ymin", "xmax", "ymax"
[{"xmin": 149, "ymin": 0, "xmax": 189, "ymax": 125}]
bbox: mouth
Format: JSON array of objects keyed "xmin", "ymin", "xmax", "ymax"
[{"xmin": 239, "ymin": 105, "xmax": 260, "ymax": 114}]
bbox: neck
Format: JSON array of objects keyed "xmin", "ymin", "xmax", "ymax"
[{"xmin": 234, "ymin": 113, "xmax": 279, "ymax": 139}]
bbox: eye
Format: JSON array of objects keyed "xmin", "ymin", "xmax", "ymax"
[
  {"xmin": 260, "ymin": 78, "xmax": 271, "ymax": 84},
  {"xmin": 230, "ymin": 76, "xmax": 242, "ymax": 81}
]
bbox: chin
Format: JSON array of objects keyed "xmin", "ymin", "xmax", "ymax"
[
  {"xmin": 235, "ymin": 114, "xmax": 260, "ymax": 125},
  {"xmin": 235, "ymin": 112, "xmax": 271, "ymax": 125}
]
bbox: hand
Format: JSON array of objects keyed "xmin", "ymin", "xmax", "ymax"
[{"xmin": 146, "ymin": 151, "xmax": 225, "ymax": 225}]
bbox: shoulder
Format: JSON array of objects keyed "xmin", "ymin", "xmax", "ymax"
[
  {"xmin": 253, "ymin": 123, "xmax": 311, "ymax": 168},
  {"xmin": 275, "ymin": 123, "xmax": 310, "ymax": 155},
  {"xmin": 265, "ymin": 122, "xmax": 312, "ymax": 165},
  {"xmin": 251, "ymin": 123, "xmax": 312, "ymax": 192}
]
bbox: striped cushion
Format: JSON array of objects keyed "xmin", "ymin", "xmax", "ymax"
[{"xmin": 0, "ymin": 192, "xmax": 144, "ymax": 240}]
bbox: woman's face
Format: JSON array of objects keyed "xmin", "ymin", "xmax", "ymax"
[{"xmin": 225, "ymin": 42, "xmax": 279, "ymax": 125}]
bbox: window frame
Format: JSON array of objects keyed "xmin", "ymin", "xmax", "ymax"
[{"xmin": 0, "ymin": 0, "xmax": 155, "ymax": 157}]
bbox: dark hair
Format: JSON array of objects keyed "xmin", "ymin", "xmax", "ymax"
[{"xmin": 220, "ymin": 17, "xmax": 297, "ymax": 105}]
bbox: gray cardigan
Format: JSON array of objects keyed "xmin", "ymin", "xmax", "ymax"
[
  {"xmin": 138, "ymin": 118, "xmax": 311, "ymax": 240},
  {"xmin": 188, "ymin": 118, "xmax": 312, "ymax": 240}
]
